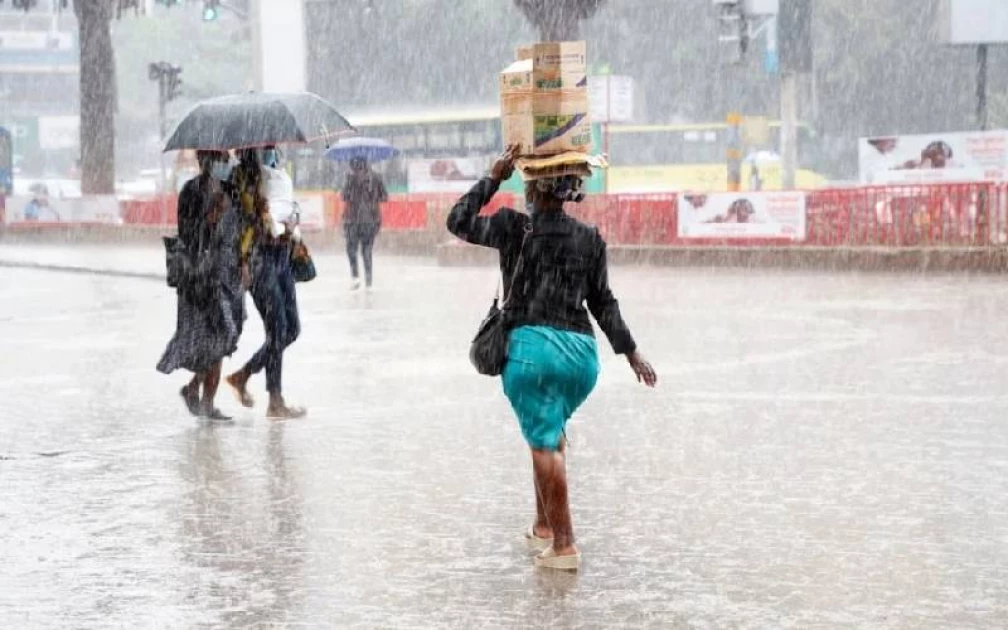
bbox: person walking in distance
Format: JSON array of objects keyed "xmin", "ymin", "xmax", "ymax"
[
  {"xmin": 446, "ymin": 146, "xmax": 658, "ymax": 571},
  {"xmin": 341, "ymin": 156, "xmax": 387, "ymax": 290}
]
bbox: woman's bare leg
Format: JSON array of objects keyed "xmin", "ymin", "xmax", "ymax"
[
  {"xmin": 180, "ymin": 374, "xmax": 201, "ymax": 416},
  {"xmin": 199, "ymin": 361, "xmax": 229, "ymax": 419},
  {"xmin": 531, "ymin": 442, "xmax": 576, "ymax": 555},
  {"xmin": 202, "ymin": 360, "xmax": 222, "ymax": 407},
  {"xmin": 531, "ymin": 437, "xmax": 565, "ymax": 539}
]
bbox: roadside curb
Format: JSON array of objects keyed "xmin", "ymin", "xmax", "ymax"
[{"xmin": 0, "ymin": 259, "xmax": 164, "ymax": 281}]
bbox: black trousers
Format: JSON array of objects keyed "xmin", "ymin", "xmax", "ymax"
[
  {"xmin": 242, "ymin": 244, "xmax": 300, "ymax": 394},
  {"xmin": 345, "ymin": 223, "xmax": 378, "ymax": 285}
]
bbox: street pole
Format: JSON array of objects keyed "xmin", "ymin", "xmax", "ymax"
[
  {"xmin": 250, "ymin": 0, "xmax": 263, "ymax": 91},
  {"xmin": 780, "ymin": 71, "xmax": 798, "ymax": 190},
  {"xmin": 977, "ymin": 43, "xmax": 989, "ymax": 131},
  {"xmin": 158, "ymin": 72, "xmax": 167, "ymax": 214},
  {"xmin": 727, "ymin": 111, "xmax": 742, "ymax": 192},
  {"xmin": 604, "ymin": 77, "xmax": 611, "ymax": 193}
]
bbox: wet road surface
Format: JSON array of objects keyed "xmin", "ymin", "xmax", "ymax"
[{"xmin": 1, "ymin": 249, "xmax": 1007, "ymax": 628}]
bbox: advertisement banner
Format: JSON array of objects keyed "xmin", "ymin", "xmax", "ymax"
[
  {"xmin": 407, "ymin": 157, "xmax": 490, "ymax": 193},
  {"xmin": 2, "ymin": 194, "xmax": 120, "ymax": 225},
  {"xmin": 858, "ymin": 130, "xmax": 1008, "ymax": 184},
  {"xmin": 588, "ymin": 75, "xmax": 635, "ymax": 123},
  {"xmin": 292, "ymin": 193, "xmax": 326, "ymax": 231},
  {"xmin": 0, "ymin": 30, "xmax": 78, "ymax": 73},
  {"xmin": 677, "ymin": 191, "xmax": 807, "ymax": 240},
  {"xmin": 38, "ymin": 116, "xmax": 79, "ymax": 150}
]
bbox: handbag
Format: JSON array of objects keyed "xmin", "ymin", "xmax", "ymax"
[
  {"xmin": 291, "ymin": 240, "xmax": 317, "ymax": 283},
  {"xmin": 469, "ymin": 223, "xmax": 532, "ymax": 376},
  {"xmin": 163, "ymin": 236, "xmax": 185, "ymax": 288}
]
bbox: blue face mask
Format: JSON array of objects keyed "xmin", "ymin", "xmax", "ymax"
[
  {"xmin": 262, "ymin": 149, "xmax": 278, "ymax": 169},
  {"xmin": 211, "ymin": 161, "xmax": 233, "ymax": 181}
]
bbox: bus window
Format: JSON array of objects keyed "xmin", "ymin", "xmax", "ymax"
[
  {"xmin": 767, "ymin": 124, "xmax": 816, "ymax": 167},
  {"xmin": 427, "ymin": 123, "xmax": 463, "ymax": 154},
  {"xmin": 609, "ymin": 128, "xmax": 726, "ymax": 167}
]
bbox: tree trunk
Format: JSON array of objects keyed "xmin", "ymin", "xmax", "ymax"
[
  {"xmin": 75, "ymin": 0, "xmax": 117, "ymax": 195},
  {"xmin": 514, "ymin": 0, "xmax": 604, "ymax": 42},
  {"xmin": 539, "ymin": 19, "xmax": 579, "ymax": 42}
]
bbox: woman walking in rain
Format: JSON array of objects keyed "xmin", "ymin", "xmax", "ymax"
[
  {"xmin": 158, "ymin": 150, "xmax": 244, "ymax": 420},
  {"xmin": 341, "ymin": 156, "xmax": 387, "ymax": 290},
  {"xmin": 446, "ymin": 146, "xmax": 657, "ymax": 571},
  {"xmin": 225, "ymin": 148, "xmax": 306, "ymax": 419}
]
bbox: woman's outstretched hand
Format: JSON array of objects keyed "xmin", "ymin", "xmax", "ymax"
[
  {"xmin": 627, "ymin": 351, "xmax": 657, "ymax": 388},
  {"xmin": 489, "ymin": 144, "xmax": 520, "ymax": 182}
]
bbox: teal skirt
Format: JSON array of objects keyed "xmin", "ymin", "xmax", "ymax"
[{"xmin": 502, "ymin": 325, "xmax": 600, "ymax": 451}]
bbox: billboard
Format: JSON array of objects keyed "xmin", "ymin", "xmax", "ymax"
[
  {"xmin": 858, "ymin": 130, "xmax": 1008, "ymax": 184},
  {"xmin": 588, "ymin": 75, "xmax": 635, "ymax": 123},
  {"xmin": 407, "ymin": 156, "xmax": 490, "ymax": 193},
  {"xmin": 939, "ymin": 0, "xmax": 1008, "ymax": 45},
  {"xmin": 258, "ymin": 0, "xmax": 306, "ymax": 92},
  {"xmin": 678, "ymin": 191, "xmax": 806, "ymax": 240},
  {"xmin": 0, "ymin": 30, "xmax": 78, "ymax": 73}
]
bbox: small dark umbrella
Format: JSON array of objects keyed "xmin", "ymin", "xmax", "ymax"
[{"xmin": 163, "ymin": 92, "xmax": 355, "ymax": 152}]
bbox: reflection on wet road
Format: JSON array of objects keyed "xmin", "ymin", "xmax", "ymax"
[{"xmin": 2, "ymin": 258, "xmax": 1007, "ymax": 628}]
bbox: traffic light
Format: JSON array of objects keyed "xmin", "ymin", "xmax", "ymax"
[
  {"xmin": 202, "ymin": 0, "xmax": 220, "ymax": 21},
  {"xmin": 149, "ymin": 62, "xmax": 183, "ymax": 103},
  {"xmin": 714, "ymin": 0, "xmax": 749, "ymax": 61},
  {"xmin": 155, "ymin": 0, "xmax": 185, "ymax": 6},
  {"xmin": 166, "ymin": 66, "xmax": 183, "ymax": 102}
]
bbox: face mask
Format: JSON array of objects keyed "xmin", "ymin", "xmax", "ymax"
[
  {"xmin": 553, "ymin": 176, "xmax": 585, "ymax": 203},
  {"xmin": 262, "ymin": 149, "xmax": 278, "ymax": 169},
  {"xmin": 211, "ymin": 161, "xmax": 233, "ymax": 181}
]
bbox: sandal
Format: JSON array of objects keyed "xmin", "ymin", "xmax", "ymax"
[
  {"xmin": 524, "ymin": 525, "xmax": 553, "ymax": 553},
  {"xmin": 225, "ymin": 374, "xmax": 255, "ymax": 408},
  {"xmin": 534, "ymin": 546, "xmax": 581, "ymax": 572},
  {"xmin": 179, "ymin": 385, "xmax": 200, "ymax": 417},
  {"xmin": 200, "ymin": 407, "xmax": 232, "ymax": 421},
  {"xmin": 266, "ymin": 405, "xmax": 307, "ymax": 420}
]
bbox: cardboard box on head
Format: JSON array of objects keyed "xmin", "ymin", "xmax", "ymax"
[
  {"xmin": 514, "ymin": 41, "xmax": 587, "ymax": 90},
  {"xmin": 499, "ymin": 40, "xmax": 591, "ymax": 157},
  {"xmin": 502, "ymin": 91, "xmax": 592, "ymax": 156}
]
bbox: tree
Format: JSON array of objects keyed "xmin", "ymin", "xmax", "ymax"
[
  {"xmin": 513, "ymin": 0, "xmax": 606, "ymax": 41},
  {"xmin": 74, "ymin": 0, "xmax": 117, "ymax": 195}
]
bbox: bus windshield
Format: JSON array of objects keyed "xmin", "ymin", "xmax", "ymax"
[{"xmin": 608, "ymin": 123, "xmax": 815, "ymax": 167}]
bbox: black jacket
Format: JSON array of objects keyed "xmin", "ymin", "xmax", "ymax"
[
  {"xmin": 447, "ymin": 177, "xmax": 637, "ymax": 355},
  {"xmin": 341, "ymin": 170, "xmax": 388, "ymax": 226}
]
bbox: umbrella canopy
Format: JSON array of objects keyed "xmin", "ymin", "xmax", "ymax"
[
  {"xmin": 324, "ymin": 137, "xmax": 399, "ymax": 163},
  {"xmin": 163, "ymin": 92, "xmax": 355, "ymax": 152}
]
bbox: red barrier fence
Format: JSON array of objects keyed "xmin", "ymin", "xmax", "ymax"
[
  {"xmin": 805, "ymin": 183, "xmax": 1008, "ymax": 247},
  {"xmin": 44, "ymin": 182, "xmax": 1008, "ymax": 248}
]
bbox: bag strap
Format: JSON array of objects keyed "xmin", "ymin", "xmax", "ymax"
[{"xmin": 500, "ymin": 221, "xmax": 533, "ymax": 307}]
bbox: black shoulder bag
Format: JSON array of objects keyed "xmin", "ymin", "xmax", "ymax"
[{"xmin": 469, "ymin": 222, "xmax": 532, "ymax": 376}]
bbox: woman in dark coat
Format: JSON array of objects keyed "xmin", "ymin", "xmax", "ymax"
[
  {"xmin": 157, "ymin": 150, "xmax": 243, "ymax": 420},
  {"xmin": 446, "ymin": 146, "xmax": 657, "ymax": 571}
]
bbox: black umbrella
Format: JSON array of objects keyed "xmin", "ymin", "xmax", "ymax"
[{"xmin": 163, "ymin": 92, "xmax": 355, "ymax": 152}]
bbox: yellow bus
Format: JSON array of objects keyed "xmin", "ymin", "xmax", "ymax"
[
  {"xmin": 605, "ymin": 121, "xmax": 828, "ymax": 192},
  {"xmin": 290, "ymin": 107, "xmax": 827, "ymax": 193}
]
